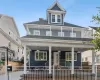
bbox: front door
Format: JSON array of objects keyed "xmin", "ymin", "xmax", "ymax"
[{"xmin": 53, "ymin": 52, "xmax": 59, "ymax": 66}]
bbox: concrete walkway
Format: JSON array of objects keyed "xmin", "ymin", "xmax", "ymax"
[{"xmin": 0, "ymin": 71, "xmax": 23, "ymax": 80}]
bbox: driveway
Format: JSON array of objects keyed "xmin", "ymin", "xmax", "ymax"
[{"xmin": 0, "ymin": 71, "xmax": 23, "ymax": 80}]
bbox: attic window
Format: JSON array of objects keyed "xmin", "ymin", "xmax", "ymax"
[
  {"xmin": 52, "ymin": 15, "xmax": 55, "ymax": 22},
  {"xmin": 57, "ymin": 15, "xmax": 61, "ymax": 22},
  {"xmin": 51, "ymin": 14, "xmax": 61, "ymax": 23}
]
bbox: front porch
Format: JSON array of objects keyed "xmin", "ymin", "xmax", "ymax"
[
  {"xmin": 23, "ymin": 45, "xmax": 95, "ymax": 75},
  {"xmin": 28, "ymin": 46, "xmax": 82, "ymax": 68},
  {"xmin": 21, "ymin": 35, "xmax": 95, "ymax": 75}
]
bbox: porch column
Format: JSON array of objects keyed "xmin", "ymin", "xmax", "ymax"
[
  {"xmin": 92, "ymin": 50, "xmax": 96, "ymax": 74},
  {"xmin": 24, "ymin": 45, "xmax": 26, "ymax": 74},
  {"xmin": 49, "ymin": 46, "xmax": 52, "ymax": 74},
  {"xmin": 71, "ymin": 47, "xmax": 74, "ymax": 74},
  {"xmin": 29, "ymin": 49, "xmax": 31, "ymax": 69}
]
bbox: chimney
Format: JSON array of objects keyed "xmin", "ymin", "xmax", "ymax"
[{"xmin": 39, "ymin": 18, "xmax": 44, "ymax": 21}]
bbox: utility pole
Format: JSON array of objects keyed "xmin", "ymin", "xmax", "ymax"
[{"xmin": 6, "ymin": 47, "xmax": 9, "ymax": 80}]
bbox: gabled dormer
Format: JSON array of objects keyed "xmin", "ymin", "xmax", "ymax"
[{"xmin": 47, "ymin": 1, "xmax": 66, "ymax": 25}]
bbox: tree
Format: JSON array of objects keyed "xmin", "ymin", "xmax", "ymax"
[{"xmin": 91, "ymin": 7, "xmax": 100, "ymax": 51}]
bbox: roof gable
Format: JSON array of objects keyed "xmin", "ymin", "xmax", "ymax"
[
  {"xmin": 51, "ymin": 3, "xmax": 62, "ymax": 11},
  {"xmin": 47, "ymin": 1, "xmax": 66, "ymax": 11}
]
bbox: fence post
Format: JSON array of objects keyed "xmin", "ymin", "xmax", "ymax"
[
  {"xmin": 53, "ymin": 65, "xmax": 55, "ymax": 80},
  {"xmin": 95, "ymin": 65, "xmax": 97, "ymax": 80}
]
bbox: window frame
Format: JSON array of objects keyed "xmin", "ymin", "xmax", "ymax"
[
  {"xmin": 57, "ymin": 15, "xmax": 61, "ymax": 23},
  {"xmin": 51, "ymin": 14, "xmax": 61, "ymax": 23},
  {"xmin": 35, "ymin": 51, "xmax": 47, "ymax": 61},
  {"xmin": 46, "ymin": 31, "xmax": 52, "ymax": 36},
  {"xmin": 33, "ymin": 30, "xmax": 40, "ymax": 36},
  {"xmin": 96, "ymin": 55, "xmax": 100, "ymax": 63},
  {"xmin": 58, "ymin": 32, "xmax": 64, "ymax": 37},
  {"xmin": 65, "ymin": 52, "xmax": 77, "ymax": 61},
  {"xmin": 52, "ymin": 15, "xmax": 55, "ymax": 23},
  {"xmin": 70, "ymin": 32, "xmax": 76, "ymax": 37}
]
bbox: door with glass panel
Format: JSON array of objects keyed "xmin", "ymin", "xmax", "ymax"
[{"xmin": 53, "ymin": 52, "xmax": 59, "ymax": 66}]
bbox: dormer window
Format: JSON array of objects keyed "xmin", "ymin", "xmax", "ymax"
[
  {"xmin": 52, "ymin": 15, "xmax": 55, "ymax": 22},
  {"xmin": 57, "ymin": 15, "xmax": 61, "ymax": 22},
  {"xmin": 51, "ymin": 14, "xmax": 61, "ymax": 23}
]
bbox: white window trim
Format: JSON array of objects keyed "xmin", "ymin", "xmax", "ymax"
[
  {"xmin": 46, "ymin": 31, "xmax": 52, "ymax": 36},
  {"xmin": 51, "ymin": 14, "xmax": 62, "ymax": 23},
  {"xmin": 70, "ymin": 32, "xmax": 76, "ymax": 37},
  {"xmin": 58, "ymin": 32, "xmax": 64, "ymax": 37},
  {"xmin": 35, "ymin": 51, "xmax": 47, "ymax": 61},
  {"xmin": 33, "ymin": 30, "xmax": 40, "ymax": 35},
  {"xmin": 65, "ymin": 52, "xmax": 77, "ymax": 61}
]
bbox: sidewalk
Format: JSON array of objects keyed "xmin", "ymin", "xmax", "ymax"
[{"xmin": 0, "ymin": 71, "xmax": 23, "ymax": 80}]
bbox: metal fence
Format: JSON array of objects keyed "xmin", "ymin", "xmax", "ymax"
[
  {"xmin": 1, "ymin": 66, "xmax": 100, "ymax": 80},
  {"xmin": 20, "ymin": 66, "xmax": 100, "ymax": 80},
  {"xmin": 20, "ymin": 69, "xmax": 95, "ymax": 80}
]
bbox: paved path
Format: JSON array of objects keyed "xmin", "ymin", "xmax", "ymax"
[{"xmin": 0, "ymin": 71, "xmax": 23, "ymax": 80}]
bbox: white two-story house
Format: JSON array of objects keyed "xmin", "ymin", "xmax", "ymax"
[
  {"xmin": 0, "ymin": 14, "xmax": 23, "ymax": 61},
  {"xmin": 21, "ymin": 1, "xmax": 95, "ymax": 74}
]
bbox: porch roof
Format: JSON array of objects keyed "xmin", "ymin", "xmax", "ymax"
[{"xmin": 21, "ymin": 35, "xmax": 92, "ymax": 41}]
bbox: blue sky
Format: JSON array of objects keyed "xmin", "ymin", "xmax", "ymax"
[{"xmin": 0, "ymin": 0, "xmax": 100, "ymax": 36}]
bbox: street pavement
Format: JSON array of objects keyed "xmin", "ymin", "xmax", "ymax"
[{"xmin": 0, "ymin": 71, "xmax": 23, "ymax": 80}]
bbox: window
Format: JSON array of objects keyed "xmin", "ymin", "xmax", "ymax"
[
  {"xmin": 1, "ymin": 52, "xmax": 5, "ymax": 58},
  {"xmin": 57, "ymin": 15, "xmax": 61, "ymax": 22},
  {"xmin": 51, "ymin": 14, "xmax": 61, "ymax": 23},
  {"xmin": 35, "ymin": 51, "xmax": 47, "ymax": 61},
  {"xmin": 58, "ymin": 32, "xmax": 64, "ymax": 37},
  {"xmin": 46, "ymin": 31, "xmax": 52, "ymax": 36},
  {"xmin": 85, "ymin": 57, "xmax": 88, "ymax": 61},
  {"xmin": 1, "ymin": 52, "xmax": 5, "ymax": 61},
  {"xmin": 96, "ymin": 55, "xmax": 100, "ymax": 63},
  {"xmin": 70, "ymin": 33, "xmax": 76, "ymax": 37},
  {"xmin": 18, "ymin": 47, "xmax": 19, "ymax": 52},
  {"xmin": 66, "ymin": 52, "xmax": 77, "ymax": 61},
  {"xmin": 8, "ymin": 42, "xmax": 11, "ymax": 49},
  {"xmin": 52, "ymin": 15, "xmax": 55, "ymax": 22},
  {"xmin": 33, "ymin": 30, "xmax": 40, "ymax": 35}
]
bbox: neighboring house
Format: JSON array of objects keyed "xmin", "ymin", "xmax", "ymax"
[
  {"xmin": 82, "ymin": 27, "xmax": 100, "ymax": 65},
  {"xmin": 0, "ymin": 14, "xmax": 23, "ymax": 61},
  {"xmin": 21, "ymin": 1, "xmax": 94, "ymax": 74}
]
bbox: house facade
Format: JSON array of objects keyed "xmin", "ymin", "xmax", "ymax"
[
  {"xmin": 21, "ymin": 1, "xmax": 95, "ymax": 74},
  {"xmin": 0, "ymin": 14, "xmax": 23, "ymax": 61},
  {"xmin": 82, "ymin": 27, "xmax": 100, "ymax": 65}
]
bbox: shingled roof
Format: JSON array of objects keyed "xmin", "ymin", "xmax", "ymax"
[{"xmin": 25, "ymin": 19, "xmax": 83, "ymax": 28}]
